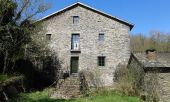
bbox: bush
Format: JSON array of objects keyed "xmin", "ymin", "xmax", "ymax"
[
  {"xmin": 114, "ymin": 62, "xmax": 161, "ymax": 102},
  {"xmin": 12, "ymin": 54, "xmax": 62, "ymax": 91},
  {"xmin": 114, "ymin": 63, "xmax": 141, "ymax": 96},
  {"xmin": 79, "ymin": 69, "xmax": 106, "ymax": 96}
]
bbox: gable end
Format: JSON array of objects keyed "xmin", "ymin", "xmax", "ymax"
[{"xmin": 37, "ymin": 2, "xmax": 134, "ymax": 30}]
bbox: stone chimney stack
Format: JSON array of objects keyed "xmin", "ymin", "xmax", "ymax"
[{"xmin": 146, "ymin": 49, "xmax": 156, "ymax": 61}]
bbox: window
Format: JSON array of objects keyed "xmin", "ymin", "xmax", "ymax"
[
  {"xmin": 98, "ymin": 56, "xmax": 105, "ymax": 66},
  {"xmin": 71, "ymin": 34, "xmax": 80, "ymax": 50},
  {"xmin": 73, "ymin": 16, "xmax": 79, "ymax": 24},
  {"xmin": 99, "ymin": 33, "xmax": 104, "ymax": 41},
  {"xmin": 46, "ymin": 34, "xmax": 52, "ymax": 40}
]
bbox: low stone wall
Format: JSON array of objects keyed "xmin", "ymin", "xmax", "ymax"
[
  {"xmin": 143, "ymin": 71, "xmax": 170, "ymax": 102},
  {"xmin": 143, "ymin": 72, "xmax": 162, "ymax": 102},
  {"xmin": 158, "ymin": 73, "xmax": 170, "ymax": 102},
  {"xmin": 143, "ymin": 67, "xmax": 170, "ymax": 102}
]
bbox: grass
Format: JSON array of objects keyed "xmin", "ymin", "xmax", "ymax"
[
  {"xmin": 12, "ymin": 89, "xmax": 140, "ymax": 102},
  {"xmin": 0, "ymin": 74, "xmax": 11, "ymax": 82}
]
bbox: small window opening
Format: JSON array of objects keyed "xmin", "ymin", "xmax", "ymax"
[
  {"xmin": 46, "ymin": 34, "xmax": 51, "ymax": 40},
  {"xmin": 98, "ymin": 56, "xmax": 105, "ymax": 66},
  {"xmin": 99, "ymin": 33, "xmax": 104, "ymax": 41},
  {"xmin": 73, "ymin": 16, "xmax": 79, "ymax": 24}
]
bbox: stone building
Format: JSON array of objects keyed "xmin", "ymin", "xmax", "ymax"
[
  {"xmin": 134, "ymin": 50, "xmax": 170, "ymax": 101},
  {"xmin": 38, "ymin": 2, "xmax": 134, "ymax": 86}
]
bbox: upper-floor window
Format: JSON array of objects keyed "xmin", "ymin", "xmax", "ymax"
[
  {"xmin": 71, "ymin": 34, "xmax": 80, "ymax": 50},
  {"xmin": 98, "ymin": 56, "xmax": 105, "ymax": 66},
  {"xmin": 73, "ymin": 16, "xmax": 79, "ymax": 24},
  {"xmin": 99, "ymin": 33, "xmax": 104, "ymax": 41},
  {"xmin": 46, "ymin": 34, "xmax": 52, "ymax": 41}
]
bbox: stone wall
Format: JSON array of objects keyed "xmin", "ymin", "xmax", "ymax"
[
  {"xmin": 127, "ymin": 53, "xmax": 145, "ymax": 92},
  {"xmin": 143, "ymin": 71, "xmax": 170, "ymax": 102},
  {"xmin": 129, "ymin": 53, "xmax": 170, "ymax": 102},
  {"xmin": 41, "ymin": 5, "xmax": 131, "ymax": 86},
  {"xmin": 158, "ymin": 72, "xmax": 170, "ymax": 101},
  {"xmin": 143, "ymin": 72, "xmax": 162, "ymax": 102}
]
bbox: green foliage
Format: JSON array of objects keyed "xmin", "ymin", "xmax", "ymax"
[
  {"xmin": 0, "ymin": 0, "xmax": 50, "ymax": 74},
  {"xmin": 11, "ymin": 88, "xmax": 139, "ymax": 102},
  {"xmin": 0, "ymin": 74, "xmax": 23, "ymax": 82},
  {"xmin": 0, "ymin": 74, "xmax": 24, "ymax": 91},
  {"xmin": 0, "ymin": 74, "xmax": 10, "ymax": 82},
  {"xmin": 0, "ymin": 0, "xmax": 17, "ymax": 25}
]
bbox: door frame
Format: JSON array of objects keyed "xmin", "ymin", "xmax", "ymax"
[{"xmin": 70, "ymin": 56, "xmax": 79, "ymax": 74}]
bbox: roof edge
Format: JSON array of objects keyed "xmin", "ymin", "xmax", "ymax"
[{"xmin": 36, "ymin": 2, "xmax": 134, "ymax": 30}]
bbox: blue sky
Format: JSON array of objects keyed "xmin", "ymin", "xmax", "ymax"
[{"xmin": 43, "ymin": 0, "xmax": 170, "ymax": 35}]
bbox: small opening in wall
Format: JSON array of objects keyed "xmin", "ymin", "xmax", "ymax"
[
  {"xmin": 98, "ymin": 56, "xmax": 105, "ymax": 66},
  {"xmin": 46, "ymin": 34, "xmax": 52, "ymax": 41}
]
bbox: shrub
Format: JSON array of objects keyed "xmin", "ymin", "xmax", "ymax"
[
  {"xmin": 114, "ymin": 62, "xmax": 161, "ymax": 102},
  {"xmin": 79, "ymin": 69, "xmax": 105, "ymax": 96},
  {"xmin": 114, "ymin": 63, "xmax": 141, "ymax": 96}
]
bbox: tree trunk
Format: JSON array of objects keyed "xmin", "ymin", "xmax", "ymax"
[{"xmin": 3, "ymin": 50, "xmax": 8, "ymax": 74}]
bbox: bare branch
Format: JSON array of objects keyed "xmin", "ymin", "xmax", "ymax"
[{"xmin": 15, "ymin": 0, "xmax": 30, "ymax": 21}]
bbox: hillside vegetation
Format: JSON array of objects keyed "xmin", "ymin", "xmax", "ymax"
[{"xmin": 131, "ymin": 31, "xmax": 170, "ymax": 52}]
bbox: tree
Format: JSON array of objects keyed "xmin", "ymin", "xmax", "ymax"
[
  {"xmin": 0, "ymin": 0, "xmax": 50, "ymax": 73},
  {"xmin": 130, "ymin": 31, "xmax": 170, "ymax": 52}
]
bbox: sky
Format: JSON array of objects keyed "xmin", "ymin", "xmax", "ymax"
[{"xmin": 43, "ymin": 0, "xmax": 170, "ymax": 36}]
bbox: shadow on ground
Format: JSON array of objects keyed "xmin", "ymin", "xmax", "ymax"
[{"xmin": 12, "ymin": 97, "xmax": 76, "ymax": 102}]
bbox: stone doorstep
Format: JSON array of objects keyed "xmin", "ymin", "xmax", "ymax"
[{"xmin": 70, "ymin": 73, "xmax": 79, "ymax": 77}]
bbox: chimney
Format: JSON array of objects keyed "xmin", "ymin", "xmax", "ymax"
[{"xmin": 145, "ymin": 49, "xmax": 156, "ymax": 61}]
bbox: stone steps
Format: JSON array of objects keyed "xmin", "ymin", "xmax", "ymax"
[{"xmin": 50, "ymin": 76, "xmax": 82, "ymax": 99}]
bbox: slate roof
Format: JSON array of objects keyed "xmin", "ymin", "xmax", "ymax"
[
  {"xmin": 134, "ymin": 53, "xmax": 170, "ymax": 67},
  {"xmin": 37, "ymin": 2, "xmax": 134, "ymax": 30}
]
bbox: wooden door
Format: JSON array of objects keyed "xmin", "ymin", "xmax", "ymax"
[{"xmin": 70, "ymin": 57, "xmax": 79, "ymax": 74}]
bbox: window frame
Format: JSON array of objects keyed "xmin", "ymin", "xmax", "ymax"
[
  {"xmin": 73, "ymin": 16, "xmax": 79, "ymax": 24},
  {"xmin": 71, "ymin": 33, "xmax": 80, "ymax": 50},
  {"xmin": 98, "ymin": 56, "xmax": 106, "ymax": 66},
  {"xmin": 98, "ymin": 33, "xmax": 105, "ymax": 42}
]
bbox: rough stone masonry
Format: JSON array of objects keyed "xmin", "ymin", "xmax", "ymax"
[{"xmin": 39, "ymin": 2, "xmax": 133, "ymax": 86}]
